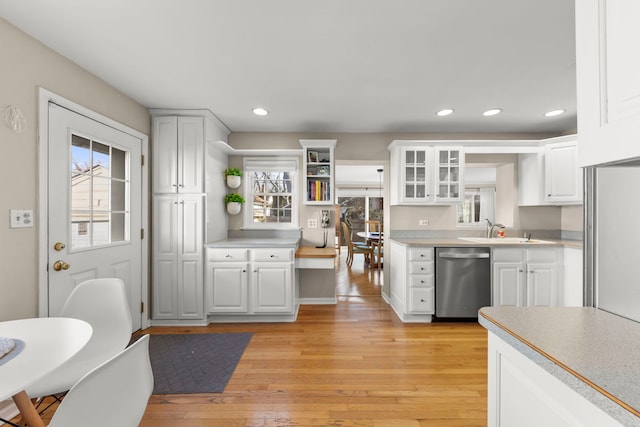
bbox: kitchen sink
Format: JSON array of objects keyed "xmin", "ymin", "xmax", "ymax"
[{"xmin": 457, "ymin": 237, "xmax": 555, "ymax": 244}]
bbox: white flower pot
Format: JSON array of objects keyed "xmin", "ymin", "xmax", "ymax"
[
  {"xmin": 226, "ymin": 202, "xmax": 242, "ymax": 215},
  {"xmin": 226, "ymin": 175, "xmax": 241, "ymax": 188}
]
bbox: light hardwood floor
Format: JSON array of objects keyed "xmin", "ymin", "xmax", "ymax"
[{"xmin": 32, "ymin": 251, "xmax": 489, "ymax": 427}]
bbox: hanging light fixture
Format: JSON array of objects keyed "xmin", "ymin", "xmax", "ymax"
[{"xmin": 377, "ymin": 168, "xmax": 383, "ymax": 198}]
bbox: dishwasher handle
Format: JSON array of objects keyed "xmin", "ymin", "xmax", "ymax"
[{"xmin": 438, "ymin": 252, "xmax": 490, "ymax": 259}]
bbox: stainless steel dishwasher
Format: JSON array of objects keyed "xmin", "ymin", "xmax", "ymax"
[{"xmin": 435, "ymin": 247, "xmax": 491, "ymax": 318}]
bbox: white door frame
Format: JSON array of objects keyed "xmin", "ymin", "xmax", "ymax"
[{"xmin": 37, "ymin": 88, "xmax": 150, "ymax": 329}]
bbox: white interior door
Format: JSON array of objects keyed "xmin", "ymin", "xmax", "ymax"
[{"xmin": 47, "ymin": 102, "xmax": 143, "ymax": 331}]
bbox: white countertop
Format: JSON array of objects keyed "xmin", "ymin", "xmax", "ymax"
[
  {"xmin": 205, "ymin": 238, "xmax": 299, "ymax": 248},
  {"xmin": 479, "ymin": 306, "xmax": 640, "ymax": 426},
  {"xmin": 390, "ymin": 237, "xmax": 582, "ymax": 249}
]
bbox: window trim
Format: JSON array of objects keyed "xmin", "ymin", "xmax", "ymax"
[{"xmin": 242, "ymin": 157, "xmax": 299, "ymax": 230}]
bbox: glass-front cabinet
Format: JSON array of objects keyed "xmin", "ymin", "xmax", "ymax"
[
  {"xmin": 403, "ymin": 147, "xmax": 431, "ymax": 203},
  {"xmin": 435, "ymin": 147, "xmax": 464, "ymax": 202},
  {"xmin": 388, "ymin": 141, "xmax": 465, "ymax": 205}
]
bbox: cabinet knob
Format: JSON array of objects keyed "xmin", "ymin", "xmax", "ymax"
[
  {"xmin": 242, "ymin": 269, "xmax": 246, "ymax": 273},
  {"xmin": 180, "ymin": 184, "xmax": 184, "ymax": 188},
  {"xmin": 519, "ymin": 269, "xmax": 524, "ymax": 273},
  {"xmin": 270, "ymin": 254, "xmax": 276, "ymax": 258},
  {"xmin": 420, "ymin": 299, "xmax": 425, "ymax": 302},
  {"xmin": 225, "ymin": 254, "xmax": 231, "ymax": 258},
  {"xmin": 420, "ymin": 280, "xmax": 424, "ymax": 283}
]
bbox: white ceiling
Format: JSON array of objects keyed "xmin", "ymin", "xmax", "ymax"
[{"xmin": 0, "ymin": 0, "xmax": 576, "ymax": 134}]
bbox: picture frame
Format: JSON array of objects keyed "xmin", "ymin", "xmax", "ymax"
[{"xmin": 307, "ymin": 151, "xmax": 318, "ymax": 163}]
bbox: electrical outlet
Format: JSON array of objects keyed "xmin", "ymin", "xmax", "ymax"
[
  {"xmin": 10, "ymin": 209, "xmax": 34, "ymax": 228},
  {"xmin": 419, "ymin": 219, "xmax": 429, "ymax": 226},
  {"xmin": 308, "ymin": 218, "xmax": 318, "ymax": 228}
]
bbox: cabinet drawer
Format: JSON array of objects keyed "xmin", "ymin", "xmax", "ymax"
[
  {"xmin": 252, "ymin": 248, "xmax": 294, "ymax": 262},
  {"xmin": 409, "ymin": 288, "xmax": 434, "ymax": 313},
  {"xmin": 409, "ymin": 248, "xmax": 434, "ymax": 261},
  {"xmin": 207, "ymin": 248, "xmax": 248, "ymax": 262},
  {"xmin": 410, "ymin": 261, "xmax": 434, "ymax": 275},
  {"xmin": 526, "ymin": 248, "xmax": 558, "ymax": 263},
  {"xmin": 409, "ymin": 274, "xmax": 434, "ymax": 288}
]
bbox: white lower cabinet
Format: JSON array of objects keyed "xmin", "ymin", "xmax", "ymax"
[
  {"xmin": 389, "ymin": 241, "xmax": 434, "ymax": 322},
  {"xmin": 205, "ymin": 247, "xmax": 295, "ymax": 318},
  {"xmin": 492, "ymin": 248, "xmax": 562, "ymax": 307},
  {"xmin": 488, "ymin": 332, "xmax": 623, "ymax": 427},
  {"xmin": 152, "ymin": 194, "xmax": 203, "ymax": 321}
]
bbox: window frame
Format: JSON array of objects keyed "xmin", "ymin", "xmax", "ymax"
[{"xmin": 242, "ymin": 157, "xmax": 299, "ymax": 230}]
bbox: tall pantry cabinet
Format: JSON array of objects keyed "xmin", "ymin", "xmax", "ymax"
[
  {"xmin": 152, "ymin": 115, "xmax": 205, "ymax": 321},
  {"xmin": 150, "ymin": 112, "xmax": 229, "ymax": 324}
]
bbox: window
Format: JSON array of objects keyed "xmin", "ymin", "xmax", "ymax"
[
  {"xmin": 457, "ymin": 187, "xmax": 495, "ymax": 226},
  {"xmin": 243, "ymin": 158, "xmax": 298, "ymax": 229},
  {"xmin": 70, "ymin": 134, "xmax": 129, "ymax": 249}
]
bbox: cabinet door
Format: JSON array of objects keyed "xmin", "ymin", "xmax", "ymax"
[
  {"xmin": 493, "ymin": 262, "xmax": 526, "ymax": 307},
  {"xmin": 527, "ymin": 263, "xmax": 557, "ymax": 307},
  {"xmin": 251, "ymin": 263, "xmax": 293, "ymax": 313},
  {"xmin": 177, "ymin": 116, "xmax": 204, "ymax": 194},
  {"xmin": 206, "ymin": 263, "xmax": 248, "ymax": 313},
  {"xmin": 576, "ymin": 1, "xmax": 640, "ymax": 165},
  {"xmin": 402, "ymin": 148, "xmax": 431, "ymax": 203},
  {"xmin": 153, "ymin": 116, "xmax": 178, "ymax": 194},
  {"xmin": 177, "ymin": 195, "xmax": 203, "ymax": 319},
  {"xmin": 435, "ymin": 147, "xmax": 464, "ymax": 202},
  {"xmin": 152, "ymin": 195, "xmax": 179, "ymax": 319},
  {"xmin": 545, "ymin": 141, "xmax": 582, "ymax": 204}
]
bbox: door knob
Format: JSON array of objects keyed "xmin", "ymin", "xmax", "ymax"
[
  {"xmin": 53, "ymin": 242, "xmax": 66, "ymax": 251},
  {"xmin": 53, "ymin": 260, "xmax": 70, "ymax": 271}
]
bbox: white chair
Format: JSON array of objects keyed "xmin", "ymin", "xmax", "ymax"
[
  {"xmin": 47, "ymin": 334, "xmax": 153, "ymax": 427},
  {"xmin": 25, "ymin": 278, "xmax": 132, "ymax": 398}
]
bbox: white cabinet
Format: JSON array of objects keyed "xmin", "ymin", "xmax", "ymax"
[
  {"xmin": 151, "ymin": 112, "xmax": 209, "ymax": 323},
  {"xmin": 576, "ymin": 1, "xmax": 640, "ymax": 166},
  {"xmin": 389, "ymin": 241, "xmax": 434, "ymax": 322},
  {"xmin": 152, "ymin": 194, "xmax": 203, "ymax": 320},
  {"xmin": 544, "ymin": 140, "xmax": 582, "ymax": 204},
  {"xmin": 388, "ymin": 141, "xmax": 464, "ymax": 205},
  {"xmin": 300, "ymin": 139, "xmax": 336, "ymax": 205},
  {"xmin": 487, "ymin": 332, "xmax": 624, "ymax": 427},
  {"xmin": 518, "ymin": 136, "xmax": 582, "ymax": 206},
  {"xmin": 152, "ymin": 116, "xmax": 204, "ymax": 194},
  {"xmin": 205, "ymin": 247, "xmax": 296, "ymax": 318},
  {"xmin": 434, "ymin": 147, "xmax": 464, "ymax": 202},
  {"xmin": 492, "ymin": 248, "xmax": 561, "ymax": 308}
]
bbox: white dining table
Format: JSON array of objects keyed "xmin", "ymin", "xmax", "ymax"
[{"xmin": 0, "ymin": 317, "xmax": 92, "ymax": 427}]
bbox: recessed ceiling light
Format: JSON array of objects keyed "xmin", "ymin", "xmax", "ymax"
[
  {"xmin": 436, "ymin": 108, "xmax": 454, "ymax": 117},
  {"xmin": 544, "ymin": 109, "xmax": 566, "ymax": 117},
  {"xmin": 252, "ymin": 107, "xmax": 268, "ymax": 116},
  {"xmin": 483, "ymin": 108, "xmax": 502, "ymax": 117}
]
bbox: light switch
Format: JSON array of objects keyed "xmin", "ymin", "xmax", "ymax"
[
  {"xmin": 308, "ymin": 218, "xmax": 318, "ymax": 228},
  {"xmin": 10, "ymin": 209, "xmax": 34, "ymax": 228}
]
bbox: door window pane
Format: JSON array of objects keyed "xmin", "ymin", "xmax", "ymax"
[{"xmin": 70, "ymin": 133, "xmax": 129, "ymax": 249}]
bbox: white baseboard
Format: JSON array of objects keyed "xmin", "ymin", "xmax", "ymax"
[{"xmin": 298, "ymin": 297, "xmax": 337, "ymax": 305}]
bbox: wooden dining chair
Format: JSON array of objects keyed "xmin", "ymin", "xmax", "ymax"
[
  {"xmin": 365, "ymin": 220, "xmax": 381, "ymax": 233},
  {"xmin": 372, "ymin": 236, "xmax": 383, "ymax": 270},
  {"xmin": 341, "ymin": 222, "xmax": 374, "ymax": 267}
]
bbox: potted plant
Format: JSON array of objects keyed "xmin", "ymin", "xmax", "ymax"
[
  {"xmin": 224, "ymin": 167, "xmax": 243, "ymax": 188},
  {"xmin": 225, "ymin": 193, "xmax": 245, "ymax": 215}
]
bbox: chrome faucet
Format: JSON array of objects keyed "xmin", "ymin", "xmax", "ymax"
[{"xmin": 485, "ymin": 218, "xmax": 505, "ymax": 238}]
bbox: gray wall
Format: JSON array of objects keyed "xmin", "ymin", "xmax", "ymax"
[{"xmin": 0, "ymin": 18, "xmax": 150, "ymax": 320}]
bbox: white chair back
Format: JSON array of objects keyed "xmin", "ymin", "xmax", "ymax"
[
  {"xmin": 47, "ymin": 334, "xmax": 153, "ymax": 427},
  {"xmin": 26, "ymin": 278, "xmax": 132, "ymax": 397}
]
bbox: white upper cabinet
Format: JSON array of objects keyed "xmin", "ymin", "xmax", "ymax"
[
  {"xmin": 576, "ymin": 0, "xmax": 640, "ymax": 166},
  {"xmin": 518, "ymin": 136, "xmax": 582, "ymax": 206},
  {"xmin": 435, "ymin": 147, "xmax": 464, "ymax": 203},
  {"xmin": 388, "ymin": 141, "xmax": 464, "ymax": 205},
  {"xmin": 152, "ymin": 116, "xmax": 204, "ymax": 194},
  {"xmin": 544, "ymin": 140, "xmax": 582, "ymax": 204}
]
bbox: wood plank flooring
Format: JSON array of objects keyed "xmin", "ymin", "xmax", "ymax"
[{"xmin": 30, "ymin": 251, "xmax": 489, "ymax": 427}]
